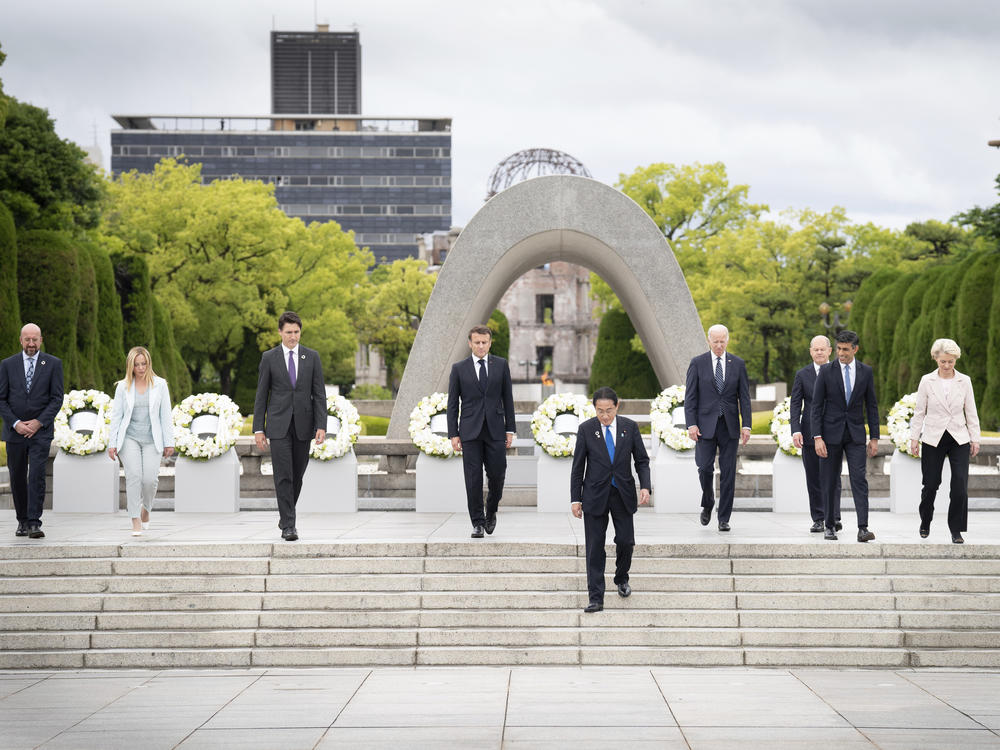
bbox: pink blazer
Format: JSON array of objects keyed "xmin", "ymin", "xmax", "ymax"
[{"xmin": 909, "ymin": 370, "xmax": 981, "ymax": 447}]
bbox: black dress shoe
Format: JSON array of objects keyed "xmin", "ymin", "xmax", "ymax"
[
  {"xmin": 919, "ymin": 526, "xmax": 929, "ymax": 538},
  {"xmin": 15, "ymin": 522, "xmax": 28, "ymax": 537},
  {"xmin": 810, "ymin": 521, "xmax": 825, "ymax": 533},
  {"xmin": 857, "ymin": 527, "xmax": 875, "ymax": 543},
  {"xmin": 484, "ymin": 513, "xmax": 497, "ymax": 535},
  {"xmin": 281, "ymin": 527, "xmax": 298, "ymax": 541},
  {"xmin": 824, "ymin": 528, "xmax": 837, "ymax": 540},
  {"xmin": 617, "ymin": 582, "xmax": 631, "ymax": 598},
  {"xmin": 834, "ymin": 521, "xmax": 843, "ymax": 532},
  {"xmin": 699, "ymin": 508, "xmax": 711, "ymax": 526},
  {"xmin": 471, "ymin": 525, "xmax": 485, "ymax": 538},
  {"xmin": 583, "ymin": 602, "xmax": 603, "ymax": 613},
  {"xmin": 952, "ymin": 533, "xmax": 964, "ymax": 544},
  {"xmin": 27, "ymin": 525, "xmax": 45, "ymax": 539},
  {"xmin": 718, "ymin": 521, "xmax": 731, "ymax": 532}
]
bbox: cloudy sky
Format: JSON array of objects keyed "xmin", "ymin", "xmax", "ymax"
[{"xmin": 3, "ymin": 0, "xmax": 999, "ymax": 229}]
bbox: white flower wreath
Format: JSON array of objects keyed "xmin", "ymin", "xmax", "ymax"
[
  {"xmin": 310, "ymin": 394, "xmax": 362, "ymax": 460},
  {"xmin": 530, "ymin": 392, "xmax": 596, "ymax": 458},
  {"xmin": 172, "ymin": 393, "xmax": 243, "ymax": 461},
  {"xmin": 887, "ymin": 392, "xmax": 919, "ymax": 459},
  {"xmin": 54, "ymin": 389, "xmax": 112, "ymax": 456},
  {"xmin": 409, "ymin": 392, "xmax": 460, "ymax": 458},
  {"xmin": 649, "ymin": 384, "xmax": 694, "ymax": 452},
  {"xmin": 769, "ymin": 396, "xmax": 801, "ymax": 457}
]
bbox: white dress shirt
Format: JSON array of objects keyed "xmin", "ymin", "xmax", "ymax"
[
  {"xmin": 282, "ymin": 345, "xmax": 299, "ymax": 381},
  {"xmin": 604, "ymin": 418, "xmax": 617, "ymax": 448},
  {"xmin": 470, "ymin": 355, "xmax": 488, "ymax": 377}
]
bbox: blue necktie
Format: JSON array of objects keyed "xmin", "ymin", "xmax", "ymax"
[
  {"xmin": 605, "ymin": 425, "xmax": 616, "ymax": 487},
  {"xmin": 25, "ymin": 357, "xmax": 35, "ymax": 393},
  {"xmin": 844, "ymin": 364, "xmax": 852, "ymax": 403}
]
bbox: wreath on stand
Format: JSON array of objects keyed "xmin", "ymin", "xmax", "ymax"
[
  {"xmin": 887, "ymin": 392, "xmax": 919, "ymax": 459},
  {"xmin": 530, "ymin": 393, "xmax": 596, "ymax": 458},
  {"xmin": 649, "ymin": 384, "xmax": 694, "ymax": 452},
  {"xmin": 769, "ymin": 397, "xmax": 801, "ymax": 457},
  {"xmin": 172, "ymin": 393, "xmax": 243, "ymax": 460},
  {"xmin": 409, "ymin": 392, "xmax": 460, "ymax": 458},
  {"xmin": 54, "ymin": 389, "xmax": 112, "ymax": 456},
  {"xmin": 310, "ymin": 395, "xmax": 363, "ymax": 460}
]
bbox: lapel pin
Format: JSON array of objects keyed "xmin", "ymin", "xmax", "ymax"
[
  {"xmin": 300, "ymin": 354, "xmax": 305, "ymax": 359},
  {"xmin": 594, "ymin": 430, "xmax": 600, "ymax": 438},
  {"xmin": 41, "ymin": 360, "xmax": 46, "ymax": 365}
]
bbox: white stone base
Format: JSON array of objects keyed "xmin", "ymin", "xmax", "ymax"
[
  {"xmin": 890, "ymin": 450, "xmax": 948, "ymax": 514},
  {"xmin": 52, "ymin": 451, "xmax": 119, "ymax": 513},
  {"xmin": 772, "ymin": 449, "xmax": 808, "ymax": 514},
  {"xmin": 174, "ymin": 449, "xmax": 240, "ymax": 513},
  {"xmin": 415, "ymin": 453, "xmax": 467, "ymax": 513},
  {"xmin": 536, "ymin": 451, "xmax": 572, "ymax": 512},
  {"xmin": 297, "ymin": 451, "xmax": 358, "ymax": 512},
  {"xmin": 652, "ymin": 443, "xmax": 700, "ymax": 513}
]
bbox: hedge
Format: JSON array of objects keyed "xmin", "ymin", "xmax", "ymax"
[
  {"xmin": 588, "ymin": 309, "xmax": 660, "ymax": 398},
  {"xmin": 0, "ymin": 203, "xmax": 19, "ymax": 354}
]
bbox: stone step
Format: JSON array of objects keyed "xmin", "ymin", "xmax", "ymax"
[
  {"xmin": 89, "ymin": 629, "xmax": 257, "ymax": 649},
  {"xmin": 95, "ymin": 611, "xmax": 261, "ymax": 630},
  {"xmin": 732, "ymin": 559, "xmax": 888, "ymax": 575},
  {"xmin": 100, "ymin": 593, "xmax": 264, "ymax": 612},
  {"xmin": 269, "ymin": 557, "xmax": 425, "ymax": 575},
  {"xmin": 910, "ymin": 649, "xmax": 1000, "ymax": 667},
  {"xmin": 733, "ymin": 576, "xmax": 891, "ymax": 593},
  {"xmin": 251, "ymin": 647, "xmax": 416, "ymax": 667},
  {"xmin": 903, "ymin": 630, "xmax": 1000, "ymax": 648},
  {"xmin": 0, "ymin": 577, "xmax": 110, "ymax": 595},
  {"xmin": 111, "ymin": 558, "xmax": 271, "ymax": 575},
  {"xmin": 894, "ymin": 593, "xmax": 1000, "ymax": 610},
  {"xmin": 0, "ymin": 559, "xmax": 114, "ymax": 576},
  {"xmin": 255, "ymin": 628, "xmax": 418, "ymax": 648},
  {"xmin": 258, "ymin": 610, "xmax": 421, "ymax": 629},
  {"xmin": 0, "ymin": 631, "xmax": 91, "ymax": 650},
  {"xmin": 898, "ymin": 612, "xmax": 1000, "ymax": 629},
  {"xmin": 739, "ymin": 628, "xmax": 904, "ymax": 648},
  {"xmin": 742, "ymin": 647, "xmax": 910, "ymax": 667},
  {"xmin": 891, "ymin": 576, "xmax": 1000, "ymax": 593},
  {"xmin": 737, "ymin": 610, "xmax": 899, "ymax": 628},
  {"xmin": 83, "ymin": 648, "xmax": 253, "ymax": 669},
  {"xmin": 107, "ymin": 576, "xmax": 267, "ymax": 593},
  {"xmin": 264, "ymin": 575, "xmax": 422, "ymax": 592},
  {"xmin": 0, "ymin": 613, "xmax": 97, "ymax": 631},
  {"xmin": 736, "ymin": 593, "xmax": 897, "ymax": 610},
  {"xmin": 415, "ymin": 574, "xmax": 734, "ymax": 593}
]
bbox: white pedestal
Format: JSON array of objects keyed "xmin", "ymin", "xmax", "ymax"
[
  {"xmin": 772, "ymin": 449, "xmax": 807, "ymax": 513},
  {"xmin": 297, "ymin": 451, "xmax": 358, "ymax": 512},
  {"xmin": 652, "ymin": 442, "xmax": 700, "ymax": 513},
  {"xmin": 174, "ymin": 449, "xmax": 240, "ymax": 512},
  {"xmin": 415, "ymin": 453, "xmax": 467, "ymax": 512},
  {"xmin": 536, "ymin": 451, "xmax": 572, "ymax": 512},
  {"xmin": 890, "ymin": 450, "xmax": 948, "ymax": 514},
  {"xmin": 52, "ymin": 451, "xmax": 119, "ymax": 513}
]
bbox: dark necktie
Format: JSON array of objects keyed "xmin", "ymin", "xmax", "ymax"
[
  {"xmin": 715, "ymin": 356, "xmax": 724, "ymax": 393},
  {"xmin": 288, "ymin": 350, "xmax": 296, "ymax": 388},
  {"xmin": 25, "ymin": 357, "xmax": 35, "ymax": 393},
  {"xmin": 605, "ymin": 425, "xmax": 616, "ymax": 487},
  {"xmin": 478, "ymin": 359, "xmax": 487, "ymax": 391}
]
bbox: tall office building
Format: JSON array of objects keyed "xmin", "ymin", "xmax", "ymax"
[{"xmin": 272, "ymin": 26, "xmax": 361, "ymax": 115}]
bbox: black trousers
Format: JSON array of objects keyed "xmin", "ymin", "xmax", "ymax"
[
  {"xmin": 920, "ymin": 431, "xmax": 970, "ymax": 533},
  {"xmin": 583, "ymin": 486, "xmax": 635, "ymax": 604},
  {"xmin": 822, "ymin": 431, "xmax": 869, "ymax": 529},
  {"xmin": 801, "ymin": 441, "xmax": 841, "ymax": 523},
  {"xmin": 461, "ymin": 424, "xmax": 507, "ymax": 526},
  {"xmin": 269, "ymin": 418, "xmax": 311, "ymax": 531},
  {"xmin": 695, "ymin": 415, "xmax": 738, "ymax": 523},
  {"xmin": 6, "ymin": 438, "xmax": 51, "ymax": 526}
]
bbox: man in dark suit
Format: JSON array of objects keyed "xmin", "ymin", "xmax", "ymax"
[
  {"xmin": 0, "ymin": 324, "xmax": 64, "ymax": 538},
  {"xmin": 810, "ymin": 329, "xmax": 880, "ymax": 542},
  {"xmin": 447, "ymin": 325, "xmax": 516, "ymax": 538},
  {"xmin": 253, "ymin": 311, "xmax": 327, "ymax": 541},
  {"xmin": 684, "ymin": 324, "xmax": 751, "ymax": 531},
  {"xmin": 790, "ymin": 335, "xmax": 841, "ymax": 533},
  {"xmin": 571, "ymin": 386, "xmax": 650, "ymax": 613}
]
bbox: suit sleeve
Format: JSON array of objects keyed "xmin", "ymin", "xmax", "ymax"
[
  {"xmin": 909, "ymin": 376, "xmax": 929, "ymax": 442},
  {"xmin": 570, "ymin": 423, "xmax": 588, "ymax": 504},
  {"xmin": 0, "ymin": 360, "xmax": 16, "ymax": 427},
  {"xmin": 965, "ymin": 377, "xmax": 981, "ymax": 443},
  {"xmin": 864, "ymin": 367, "xmax": 880, "ymax": 440},
  {"xmin": 159, "ymin": 380, "xmax": 175, "ymax": 448},
  {"xmin": 446, "ymin": 364, "xmax": 460, "ymax": 438},
  {"xmin": 252, "ymin": 351, "xmax": 271, "ymax": 434},
  {"xmin": 789, "ymin": 372, "xmax": 804, "ymax": 434},
  {"xmin": 684, "ymin": 358, "xmax": 699, "ymax": 429},
  {"xmin": 810, "ymin": 368, "xmax": 827, "ymax": 439},
  {"xmin": 39, "ymin": 358, "xmax": 64, "ymax": 428},
  {"xmin": 311, "ymin": 351, "xmax": 326, "ymax": 431},
  {"xmin": 502, "ymin": 361, "xmax": 516, "ymax": 433},
  {"xmin": 632, "ymin": 426, "xmax": 651, "ymax": 491},
  {"xmin": 738, "ymin": 361, "xmax": 751, "ymax": 431},
  {"xmin": 109, "ymin": 382, "xmax": 126, "ymax": 447}
]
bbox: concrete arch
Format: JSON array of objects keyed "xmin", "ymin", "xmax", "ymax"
[{"xmin": 387, "ymin": 174, "xmax": 706, "ymax": 438}]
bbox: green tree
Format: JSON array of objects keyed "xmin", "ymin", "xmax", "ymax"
[
  {"xmin": 954, "ymin": 251, "xmax": 998, "ymax": 400},
  {"xmin": 589, "ymin": 309, "xmax": 659, "ymax": 397},
  {"xmin": 981, "ymin": 266, "xmax": 1000, "ymax": 430},
  {"xmin": 0, "ymin": 202, "xmax": 19, "ymax": 353},
  {"xmin": 904, "ymin": 220, "xmax": 967, "ymax": 259},
  {"xmin": 111, "ymin": 252, "xmax": 155, "ymax": 355},
  {"xmin": 0, "ymin": 43, "xmax": 9, "ymax": 128},
  {"xmin": 872, "ymin": 274, "xmax": 915, "ymax": 408},
  {"xmin": 906, "ymin": 264, "xmax": 950, "ymax": 392},
  {"xmin": 954, "ymin": 175, "xmax": 1000, "ymax": 245},
  {"xmin": 16, "ymin": 229, "xmax": 80, "ymax": 384},
  {"xmin": 82, "ymin": 241, "xmax": 125, "ymax": 389},
  {"xmin": 488, "ymin": 309, "xmax": 510, "ymax": 360},
  {"xmin": 851, "ymin": 267, "xmax": 902, "ymax": 369},
  {"xmin": 151, "ymin": 296, "xmax": 191, "ymax": 401},
  {"xmin": 890, "ymin": 273, "xmax": 934, "ymax": 397},
  {"xmin": 0, "ymin": 98, "xmax": 102, "ymax": 232},
  {"xmin": 74, "ymin": 244, "xmax": 100, "ymax": 388}
]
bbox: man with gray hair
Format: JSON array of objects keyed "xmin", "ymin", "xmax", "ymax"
[
  {"xmin": 790, "ymin": 335, "xmax": 841, "ymax": 533},
  {"xmin": 685, "ymin": 324, "xmax": 751, "ymax": 531}
]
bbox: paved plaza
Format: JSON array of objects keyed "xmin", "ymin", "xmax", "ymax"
[{"xmin": 2, "ymin": 666, "xmax": 999, "ymax": 749}]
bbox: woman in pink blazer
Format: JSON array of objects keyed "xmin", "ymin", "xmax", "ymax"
[{"xmin": 909, "ymin": 338, "xmax": 981, "ymax": 543}]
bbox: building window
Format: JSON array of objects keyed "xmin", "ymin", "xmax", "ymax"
[
  {"xmin": 536, "ymin": 295, "xmax": 554, "ymax": 325},
  {"xmin": 536, "ymin": 347, "xmax": 553, "ymax": 376},
  {"xmin": 294, "ymin": 120, "xmax": 317, "ymax": 131}
]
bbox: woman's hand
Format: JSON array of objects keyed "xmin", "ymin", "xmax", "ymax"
[
  {"xmin": 163, "ymin": 447, "xmax": 174, "ymax": 458},
  {"xmin": 108, "ymin": 447, "xmax": 118, "ymax": 461},
  {"xmin": 909, "ymin": 440, "xmax": 920, "ymax": 457},
  {"xmin": 971, "ymin": 442, "xmax": 980, "ymax": 458}
]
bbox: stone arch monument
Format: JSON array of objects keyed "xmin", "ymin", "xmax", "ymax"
[{"xmin": 387, "ymin": 174, "xmax": 707, "ymax": 438}]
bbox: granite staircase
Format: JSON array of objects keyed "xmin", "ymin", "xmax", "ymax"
[{"xmin": 1, "ymin": 541, "xmax": 998, "ymax": 669}]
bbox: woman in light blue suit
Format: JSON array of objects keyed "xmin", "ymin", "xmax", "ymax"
[{"xmin": 108, "ymin": 347, "xmax": 174, "ymax": 536}]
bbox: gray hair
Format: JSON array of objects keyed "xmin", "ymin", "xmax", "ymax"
[
  {"xmin": 707, "ymin": 324, "xmax": 729, "ymax": 340},
  {"xmin": 930, "ymin": 338, "xmax": 961, "ymax": 359}
]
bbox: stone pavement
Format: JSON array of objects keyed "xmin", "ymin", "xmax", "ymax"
[{"xmin": 2, "ymin": 666, "xmax": 999, "ymax": 749}]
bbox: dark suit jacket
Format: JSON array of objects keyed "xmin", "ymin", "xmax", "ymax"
[
  {"xmin": 0, "ymin": 351, "xmax": 64, "ymax": 443},
  {"xmin": 684, "ymin": 351, "xmax": 751, "ymax": 439},
  {"xmin": 252, "ymin": 345, "xmax": 326, "ymax": 441},
  {"xmin": 570, "ymin": 416, "xmax": 650, "ymax": 515},
  {"xmin": 810, "ymin": 359, "xmax": 880, "ymax": 445},
  {"xmin": 446, "ymin": 354, "xmax": 516, "ymax": 442},
  {"xmin": 789, "ymin": 363, "xmax": 820, "ymax": 440}
]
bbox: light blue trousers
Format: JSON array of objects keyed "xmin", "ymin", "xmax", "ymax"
[{"xmin": 119, "ymin": 437, "xmax": 160, "ymax": 518}]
